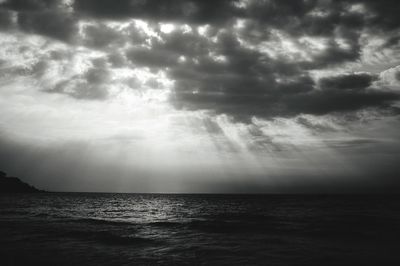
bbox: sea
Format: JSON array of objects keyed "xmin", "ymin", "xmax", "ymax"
[{"xmin": 1, "ymin": 193, "xmax": 399, "ymax": 265}]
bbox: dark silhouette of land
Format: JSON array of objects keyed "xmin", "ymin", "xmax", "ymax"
[{"xmin": 0, "ymin": 171, "xmax": 44, "ymax": 193}]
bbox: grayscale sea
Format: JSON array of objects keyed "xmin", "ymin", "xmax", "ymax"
[{"xmin": 1, "ymin": 193, "xmax": 399, "ymax": 265}]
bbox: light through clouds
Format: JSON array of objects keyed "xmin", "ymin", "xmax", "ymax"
[{"xmin": 0, "ymin": 0, "xmax": 399, "ymax": 192}]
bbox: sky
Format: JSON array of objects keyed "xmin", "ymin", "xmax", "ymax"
[{"xmin": 0, "ymin": 0, "xmax": 399, "ymax": 193}]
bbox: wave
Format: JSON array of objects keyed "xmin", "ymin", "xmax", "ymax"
[
  {"xmin": 147, "ymin": 221, "xmax": 183, "ymax": 228},
  {"xmin": 69, "ymin": 218, "xmax": 284, "ymax": 234},
  {"xmin": 0, "ymin": 209, "xmax": 29, "ymax": 215},
  {"xmin": 61, "ymin": 229, "xmax": 159, "ymax": 246},
  {"xmin": 69, "ymin": 218, "xmax": 135, "ymax": 226},
  {"xmin": 147, "ymin": 219, "xmax": 280, "ymax": 234},
  {"xmin": 34, "ymin": 212, "xmax": 52, "ymax": 218}
]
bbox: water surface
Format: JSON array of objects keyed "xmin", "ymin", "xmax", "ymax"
[{"xmin": 1, "ymin": 193, "xmax": 399, "ymax": 265}]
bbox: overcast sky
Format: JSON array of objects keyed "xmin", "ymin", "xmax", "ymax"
[{"xmin": 0, "ymin": 0, "xmax": 399, "ymax": 193}]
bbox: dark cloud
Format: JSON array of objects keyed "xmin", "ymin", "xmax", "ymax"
[
  {"xmin": 296, "ymin": 117, "xmax": 338, "ymax": 133},
  {"xmin": 1, "ymin": 0, "xmax": 59, "ymax": 11},
  {"xmin": 17, "ymin": 11, "xmax": 77, "ymax": 42},
  {"xmin": 47, "ymin": 60, "xmax": 111, "ymax": 100},
  {"xmin": 160, "ymin": 30, "xmax": 398, "ymax": 119},
  {"xmin": 107, "ymin": 53, "xmax": 128, "ymax": 68},
  {"xmin": 171, "ymin": 85, "xmax": 399, "ymax": 121},
  {"xmin": 70, "ymin": 0, "xmax": 398, "ymax": 37},
  {"xmin": 361, "ymin": 0, "xmax": 400, "ymax": 30},
  {"xmin": 126, "ymin": 47, "xmax": 179, "ymax": 68},
  {"xmin": 0, "ymin": 0, "xmax": 398, "ymax": 42},
  {"xmin": 51, "ymin": 79, "xmax": 109, "ymax": 100},
  {"xmin": 1, "ymin": 0, "xmax": 77, "ymax": 42},
  {"xmin": 81, "ymin": 23, "xmax": 124, "ymax": 49},
  {"xmin": 319, "ymin": 73, "xmax": 378, "ymax": 91},
  {"xmin": 164, "ymin": 31, "xmax": 302, "ymax": 102},
  {"xmin": 395, "ymin": 71, "xmax": 400, "ymax": 82},
  {"xmin": 156, "ymin": 30, "xmax": 211, "ymax": 57},
  {"xmin": 0, "ymin": 0, "xmax": 399, "ymax": 120},
  {"xmin": 0, "ymin": 58, "xmax": 49, "ymax": 78},
  {"xmin": 73, "ymin": 0, "xmax": 237, "ymax": 24},
  {"xmin": 30, "ymin": 60, "xmax": 48, "ymax": 77},
  {"xmin": 302, "ymin": 38, "xmax": 361, "ymax": 69},
  {"xmin": 324, "ymin": 138, "xmax": 382, "ymax": 149},
  {"xmin": 0, "ymin": 9, "xmax": 15, "ymax": 29},
  {"xmin": 285, "ymin": 88, "xmax": 399, "ymax": 116},
  {"xmin": 277, "ymin": 75, "xmax": 315, "ymax": 94}
]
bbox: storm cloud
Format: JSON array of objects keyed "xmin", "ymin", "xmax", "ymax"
[
  {"xmin": 0, "ymin": 0, "xmax": 399, "ymax": 120},
  {"xmin": 0, "ymin": 0, "xmax": 400, "ymax": 192}
]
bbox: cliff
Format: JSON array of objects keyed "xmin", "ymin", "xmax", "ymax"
[{"xmin": 0, "ymin": 171, "xmax": 44, "ymax": 193}]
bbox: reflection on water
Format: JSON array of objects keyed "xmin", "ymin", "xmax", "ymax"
[{"xmin": 1, "ymin": 193, "xmax": 400, "ymax": 265}]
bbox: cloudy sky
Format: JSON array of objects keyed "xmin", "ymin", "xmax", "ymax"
[{"xmin": 0, "ymin": 0, "xmax": 399, "ymax": 193}]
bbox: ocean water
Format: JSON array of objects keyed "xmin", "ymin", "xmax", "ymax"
[{"xmin": 1, "ymin": 193, "xmax": 399, "ymax": 265}]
